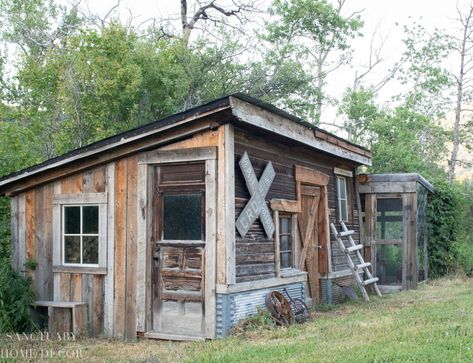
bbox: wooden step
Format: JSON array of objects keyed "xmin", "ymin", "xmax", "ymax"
[
  {"xmin": 345, "ymin": 244, "xmax": 363, "ymax": 253},
  {"xmin": 361, "ymin": 277, "xmax": 379, "ymax": 286},
  {"xmin": 356, "ymin": 262, "xmax": 371, "ymax": 270},
  {"xmin": 339, "ymin": 230, "xmax": 355, "ymax": 237}
]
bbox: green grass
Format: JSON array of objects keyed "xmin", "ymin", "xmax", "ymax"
[{"xmin": 1, "ymin": 276, "xmax": 472, "ymax": 362}]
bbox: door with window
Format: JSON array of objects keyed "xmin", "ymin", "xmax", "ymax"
[
  {"xmin": 152, "ymin": 163, "xmax": 206, "ymax": 337},
  {"xmin": 375, "ymin": 197, "xmax": 404, "ymax": 287}
]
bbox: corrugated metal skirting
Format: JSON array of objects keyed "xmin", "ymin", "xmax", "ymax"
[{"xmin": 216, "ymin": 282, "xmax": 305, "ymax": 338}]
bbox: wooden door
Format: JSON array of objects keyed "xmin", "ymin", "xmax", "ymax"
[
  {"xmin": 154, "ymin": 245, "xmax": 204, "ymax": 335},
  {"xmin": 152, "ymin": 163, "xmax": 206, "ymax": 337},
  {"xmin": 299, "ymin": 184, "xmax": 321, "ymax": 301}
]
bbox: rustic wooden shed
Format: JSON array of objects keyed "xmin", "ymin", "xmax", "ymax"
[
  {"xmin": 358, "ymin": 173, "xmax": 434, "ymax": 293},
  {"xmin": 0, "ymin": 94, "xmax": 371, "ymax": 341}
]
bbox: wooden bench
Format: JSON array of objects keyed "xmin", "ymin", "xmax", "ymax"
[{"xmin": 32, "ymin": 301, "xmax": 88, "ymax": 335}]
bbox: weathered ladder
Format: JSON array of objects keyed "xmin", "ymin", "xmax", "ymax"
[{"xmin": 330, "ymin": 221, "xmax": 382, "ymax": 301}]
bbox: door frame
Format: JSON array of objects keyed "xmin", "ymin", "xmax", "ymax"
[
  {"xmin": 136, "ymin": 147, "xmax": 217, "ymax": 339},
  {"xmin": 370, "ymin": 193, "xmax": 406, "ymax": 291},
  {"xmin": 295, "ymin": 165, "xmax": 331, "ymax": 303}
]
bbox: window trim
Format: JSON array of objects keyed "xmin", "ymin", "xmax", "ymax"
[
  {"xmin": 273, "ymin": 210, "xmax": 299, "ymax": 276},
  {"xmin": 336, "ymin": 176, "xmax": 349, "ymax": 222},
  {"xmin": 53, "ymin": 193, "xmax": 108, "ymax": 272},
  {"xmin": 62, "ymin": 204, "xmax": 100, "ymax": 267}
]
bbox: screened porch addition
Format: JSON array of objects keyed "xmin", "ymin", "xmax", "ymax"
[{"xmin": 358, "ymin": 173, "xmax": 434, "ymax": 293}]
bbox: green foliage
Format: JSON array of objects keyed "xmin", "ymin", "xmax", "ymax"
[
  {"xmin": 456, "ymin": 181, "xmax": 473, "ymax": 273},
  {"xmin": 0, "ymin": 264, "xmax": 36, "ymax": 333},
  {"xmin": 427, "ymin": 181, "xmax": 462, "ymax": 277},
  {"xmin": 266, "ymin": 0, "xmax": 363, "ymax": 123},
  {"xmin": 24, "ymin": 259, "xmax": 38, "ymax": 270}
]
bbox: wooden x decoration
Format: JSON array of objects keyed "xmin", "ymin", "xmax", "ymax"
[{"xmin": 236, "ymin": 152, "xmax": 276, "ymax": 239}]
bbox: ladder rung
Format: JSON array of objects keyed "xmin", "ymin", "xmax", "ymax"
[
  {"xmin": 345, "ymin": 244, "xmax": 363, "ymax": 253},
  {"xmin": 339, "ymin": 230, "xmax": 355, "ymax": 237},
  {"xmin": 362, "ymin": 277, "xmax": 379, "ymax": 286},
  {"xmin": 356, "ymin": 262, "xmax": 371, "ymax": 270}
]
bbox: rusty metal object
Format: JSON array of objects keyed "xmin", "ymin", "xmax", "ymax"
[
  {"xmin": 265, "ymin": 289, "xmax": 311, "ymax": 326},
  {"xmin": 265, "ymin": 291, "xmax": 294, "ymax": 326},
  {"xmin": 283, "ymin": 288, "xmax": 310, "ymax": 324}
]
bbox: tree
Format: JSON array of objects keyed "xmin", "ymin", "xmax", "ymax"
[
  {"xmin": 447, "ymin": 3, "xmax": 473, "ymax": 181},
  {"xmin": 265, "ymin": 0, "xmax": 363, "ymax": 123}
]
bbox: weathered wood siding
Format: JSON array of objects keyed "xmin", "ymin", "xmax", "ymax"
[
  {"xmin": 234, "ymin": 128, "xmax": 360, "ymax": 282},
  {"xmin": 10, "ymin": 128, "xmax": 220, "ymax": 339}
]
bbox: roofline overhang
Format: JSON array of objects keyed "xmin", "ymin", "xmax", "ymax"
[{"xmin": 0, "ymin": 94, "xmax": 371, "ymax": 195}]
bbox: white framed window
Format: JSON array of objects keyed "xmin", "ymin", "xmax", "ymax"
[
  {"xmin": 53, "ymin": 193, "xmax": 107, "ymax": 272},
  {"xmin": 63, "ymin": 205, "xmax": 99, "ymax": 266},
  {"xmin": 336, "ymin": 176, "xmax": 348, "ymax": 222}
]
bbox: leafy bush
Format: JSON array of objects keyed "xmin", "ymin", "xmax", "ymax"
[
  {"xmin": 427, "ymin": 181, "xmax": 463, "ymax": 277},
  {"xmin": 456, "ymin": 181, "xmax": 473, "ymax": 274},
  {"xmin": 0, "ymin": 263, "xmax": 37, "ymax": 333}
]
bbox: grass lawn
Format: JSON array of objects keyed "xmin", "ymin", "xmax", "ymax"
[{"xmin": 2, "ymin": 277, "xmax": 472, "ymax": 362}]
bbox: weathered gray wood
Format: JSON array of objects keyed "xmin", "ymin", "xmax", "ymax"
[
  {"xmin": 358, "ymin": 181, "xmax": 417, "ymax": 194},
  {"xmin": 333, "ymin": 167, "xmax": 353, "ymax": 177},
  {"xmin": 135, "ymin": 163, "xmax": 148, "ymax": 332},
  {"xmin": 273, "ymin": 210, "xmax": 280, "ymax": 276},
  {"xmin": 402, "ymin": 194, "xmax": 410, "ymax": 290},
  {"xmin": 215, "ymin": 271, "xmax": 307, "ymax": 294},
  {"xmin": 10, "ymin": 196, "xmax": 19, "ymax": 272},
  {"xmin": 18, "ymin": 193, "xmax": 26, "ymax": 275},
  {"xmin": 53, "ymin": 182, "xmax": 61, "ymax": 302},
  {"xmin": 204, "ymin": 159, "xmax": 217, "ymax": 339},
  {"xmin": 139, "ymin": 146, "xmax": 217, "ymax": 164},
  {"xmin": 235, "ymin": 151, "xmax": 275, "ymax": 239},
  {"xmin": 104, "ymin": 162, "xmax": 115, "ymax": 336},
  {"xmin": 358, "ymin": 173, "xmax": 434, "ymax": 193},
  {"xmin": 216, "ymin": 124, "xmax": 236, "ymax": 286},
  {"xmin": 52, "ymin": 266, "xmax": 107, "ymax": 274},
  {"xmin": 52, "ymin": 192, "xmax": 107, "ymax": 205},
  {"xmin": 229, "ymin": 96, "xmax": 371, "ymax": 166}
]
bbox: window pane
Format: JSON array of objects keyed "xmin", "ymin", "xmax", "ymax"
[
  {"xmin": 340, "ymin": 200, "xmax": 348, "ymax": 221},
  {"xmin": 83, "ymin": 206, "xmax": 99, "ymax": 234},
  {"xmin": 83, "ymin": 236, "xmax": 98, "ymax": 264},
  {"xmin": 163, "ymin": 193, "xmax": 202, "ymax": 240},
  {"xmin": 281, "ymin": 252, "xmax": 292, "ymax": 269},
  {"xmin": 281, "ymin": 235, "xmax": 291, "ymax": 251},
  {"xmin": 64, "ymin": 236, "xmax": 80, "ymax": 263},
  {"xmin": 338, "ymin": 178, "xmax": 346, "ymax": 199},
  {"xmin": 64, "ymin": 206, "xmax": 80, "ymax": 234},
  {"xmin": 280, "ymin": 217, "xmax": 290, "ymax": 235}
]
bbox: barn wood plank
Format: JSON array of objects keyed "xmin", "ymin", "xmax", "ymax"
[
  {"xmin": 10, "ymin": 196, "xmax": 19, "ymax": 272},
  {"xmin": 93, "ymin": 275, "xmax": 104, "ymax": 336},
  {"xmin": 125, "ymin": 156, "xmax": 138, "ymax": 340},
  {"xmin": 205, "ymin": 159, "xmax": 217, "ymax": 338},
  {"xmin": 43, "ymin": 184, "xmax": 54, "ymax": 300},
  {"xmin": 114, "ymin": 158, "xmax": 127, "ymax": 337},
  {"xmin": 60, "ymin": 273, "xmax": 71, "ymax": 301},
  {"xmin": 25, "ymin": 190, "xmax": 36, "ymax": 282},
  {"xmin": 104, "ymin": 162, "xmax": 115, "ymax": 336},
  {"xmin": 135, "ymin": 163, "xmax": 147, "ymax": 333},
  {"xmin": 159, "ymin": 129, "xmax": 219, "ymax": 150},
  {"xmin": 34, "ymin": 186, "xmax": 44, "ymax": 299},
  {"xmin": 53, "ymin": 182, "xmax": 61, "ymax": 301},
  {"xmin": 18, "ymin": 193, "xmax": 26, "ymax": 273}
]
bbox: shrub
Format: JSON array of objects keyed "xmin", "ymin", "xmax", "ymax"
[
  {"xmin": 0, "ymin": 262, "xmax": 37, "ymax": 333},
  {"xmin": 427, "ymin": 181, "xmax": 465, "ymax": 277}
]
